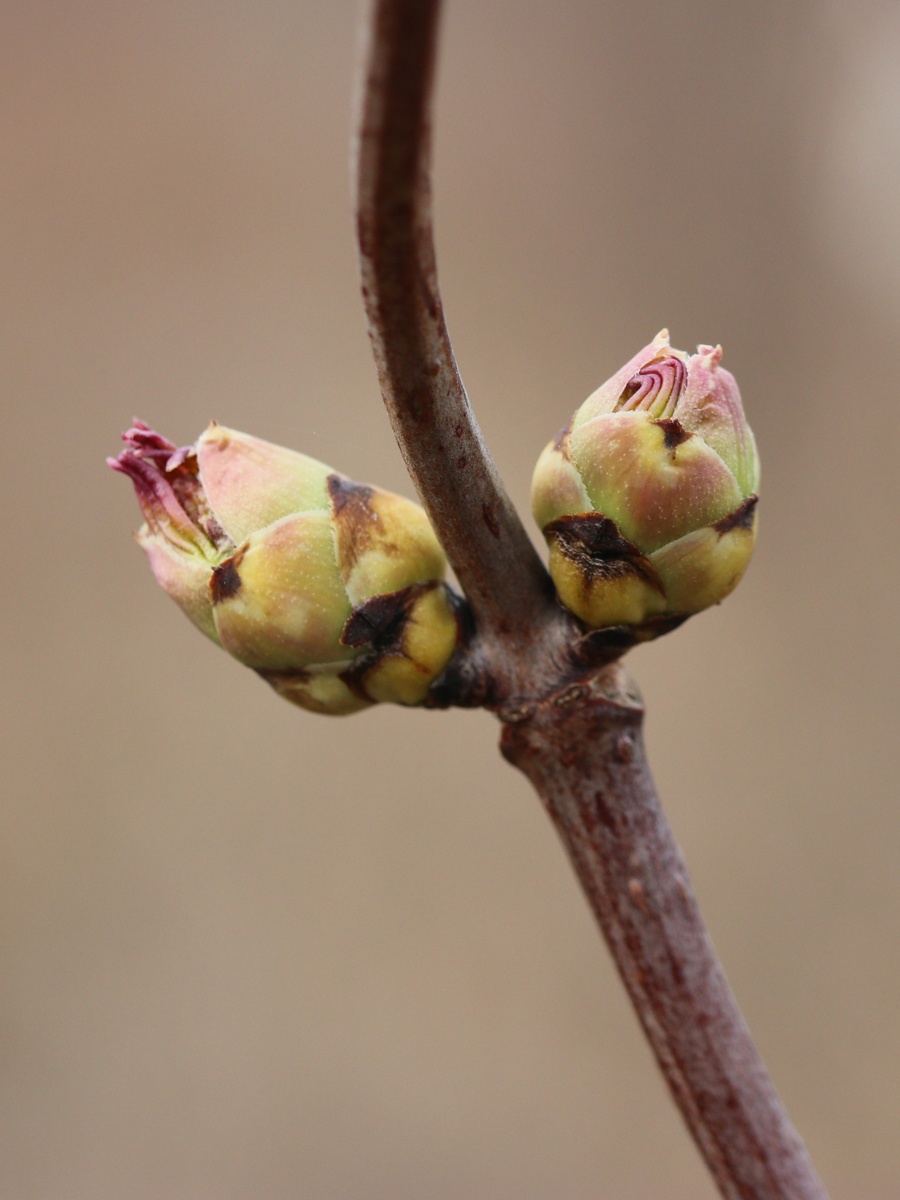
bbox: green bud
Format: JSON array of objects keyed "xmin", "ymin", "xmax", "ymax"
[
  {"xmin": 109, "ymin": 421, "xmax": 458, "ymax": 714},
  {"xmin": 532, "ymin": 331, "xmax": 759, "ymax": 633}
]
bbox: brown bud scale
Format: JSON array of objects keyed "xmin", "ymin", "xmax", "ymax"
[
  {"xmin": 210, "ymin": 546, "xmax": 247, "ymax": 604},
  {"xmin": 544, "ymin": 513, "xmax": 665, "ymax": 593}
]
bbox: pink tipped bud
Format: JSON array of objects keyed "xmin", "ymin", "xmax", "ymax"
[
  {"xmin": 532, "ymin": 332, "xmax": 759, "ymax": 635},
  {"xmin": 110, "ymin": 421, "xmax": 458, "ymax": 713}
]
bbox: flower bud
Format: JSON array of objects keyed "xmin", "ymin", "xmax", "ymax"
[
  {"xmin": 531, "ymin": 331, "xmax": 759, "ymax": 634},
  {"xmin": 109, "ymin": 421, "xmax": 458, "ymax": 713}
]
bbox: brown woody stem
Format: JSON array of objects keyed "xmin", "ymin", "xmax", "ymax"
[
  {"xmin": 502, "ymin": 664, "xmax": 828, "ymax": 1200},
  {"xmin": 353, "ymin": 1, "xmax": 829, "ymax": 1197},
  {"xmin": 354, "ymin": 0, "xmax": 554, "ymax": 673}
]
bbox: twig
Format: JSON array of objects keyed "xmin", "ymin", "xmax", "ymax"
[
  {"xmin": 353, "ymin": 1, "xmax": 830, "ymax": 1197},
  {"xmin": 501, "ymin": 665, "xmax": 829, "ymax": 1200},
  {"xmin": 353, "ymin": 0, "xmax": 555, "ymax": 683}
]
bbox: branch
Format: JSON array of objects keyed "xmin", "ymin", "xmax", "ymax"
[
  {"xmin": 352, "ymin": 3, "xmax": 830, "ymax": 1198},
  {"xmin": 353, "ymin": 0, "xmax": 554, "ymax": 666},
  {"xmin": 501, "ymin": 665, "xmax": 829, "ymax": 1200}
]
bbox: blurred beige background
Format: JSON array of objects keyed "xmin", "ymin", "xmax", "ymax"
[{"xmin": 2, "ymin": 1, "xmax": 898, "ymax": 1197}]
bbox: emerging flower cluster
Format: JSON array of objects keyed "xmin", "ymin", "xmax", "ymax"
[
  {"xmin": 531, "ymin": 331, "xmax": 759, "ymax": 636},
  {"xmin": 111, "ymin": 332, "xmax": 759, "ymax": 712},
  {"xmin": 109, "ymin": 422, "xmax": 459, "ymax": 714}
]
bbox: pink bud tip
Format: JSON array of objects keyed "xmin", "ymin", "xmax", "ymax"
[
  {"xmin": 108, "ymin": 420, "xmax": 230, "ymax": 556},
  {"xmin": 695, "ymin": 344, "xmax": 723, "ymax": 368}
]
